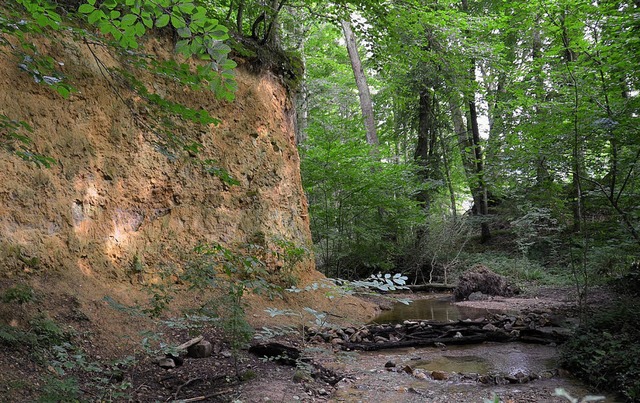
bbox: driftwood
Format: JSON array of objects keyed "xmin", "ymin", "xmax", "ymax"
[
  {"xmin": 248, "ymin": 342, "xmax": 300, "ymax": 365},
  {"xmin": 406, "ymin": 283, "xmax": 456, "ymax": 292},
  {"xmin": 249, "ymin": 342, "xmax": 343, "ymax": 385},
  {"xmin": 175, "ymin": 336, "xmax": 204, "ymax": 352}
]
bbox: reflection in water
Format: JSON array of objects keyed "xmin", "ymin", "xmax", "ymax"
[
  {"xmin": 403, "ymin": 343, "xmax": 558, "ymax": 376},
  {"xmin": 373, "ymin": 295, "xmax": 490, "ymax": 324},
  {"xmin": 413, "ymin": 355, "xmax": 492, "ymax": 374}
]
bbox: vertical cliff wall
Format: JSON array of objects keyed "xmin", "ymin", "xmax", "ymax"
[{"xmin": 0, "ymin": 36, "xmax": 313, "ymax": 289}]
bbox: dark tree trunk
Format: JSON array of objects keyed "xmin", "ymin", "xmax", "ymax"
[{"xmin": 414, "ymin": 89, "xmax": 439, "ymax": 210}]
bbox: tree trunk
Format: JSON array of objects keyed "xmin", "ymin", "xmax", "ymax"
[
  {"xmin": 414, "ymin": 88, "xmax": 439, "ymax": 210},
  {"xmin": 340, "ymin": 20, "xmax": 379, "ymax": 148},
  {"xmin": 459, "ymin": 0, "xmax": 490, "ymax": 242}
]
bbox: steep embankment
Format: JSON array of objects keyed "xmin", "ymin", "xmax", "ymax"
[{"xmin": 0, "ymin": 32, "xmax": 375, "ymax": 351}]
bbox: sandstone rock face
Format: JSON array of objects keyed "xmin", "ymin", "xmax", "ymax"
[{"xmin": 0, "ymin": 36, "xmax": 312, "ymax": 284}]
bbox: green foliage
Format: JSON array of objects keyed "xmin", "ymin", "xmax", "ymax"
[
  {"xmin": 35, "ymin": 342, "xmax": 134, "ymax": 402},
  {"xmin": 75, "ymin": 0, "xmax": 237, "ymax": 99},
  {"xmin": 302, "ymin": 136, "xmax": 426, "ymax": 278},
  {"xmin": 37, "ymin": 376, "xmax": 81, "ymax": 403},
  {"xmin": 1, "ymin": 283, "xmax": 35, "ymax": 304},
  {"xmin": 29, "ymin": 314, "xmax": 70, "ymax": 347},
  {"xmin": 458, "ymin": 251, "xmax": 573, "ymax": 286},
  {"xmin": 0, "ymin": 323, "xmax": 35, "ymax": 347},
  {"xmin": 561, "ymin": 299, "xmax": 640, "ymax": 401}
]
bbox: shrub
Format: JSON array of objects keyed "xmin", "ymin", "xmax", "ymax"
[{"xmin": 560, "ymin": 299, "xmax": 640, "ymax": 401}]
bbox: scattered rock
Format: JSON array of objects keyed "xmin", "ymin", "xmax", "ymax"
[
  {"xmin": 468, "ymin": 291, "xmax": 489, "ymax": 301},
  {"xmin": 414, "ymin": 371, "xmax": 429, "ymax": 380},
  {"xmin": 374, "ymin": 336, "xmax": 388, "ymax": 343},
  {"xmin": 157, "ymin": 357, "xmax": 176, "ymax": 369},
  {"xmin": 187, "ymin": 340, "xmax": 213, "ymax": 358},
  {"xmin": 384, "ymin": 361, "xmax": 396, "ymax": 368},
  {"xmin": 482, "ymin": 323, "xmax": 499, "ymax": 331},
  {"xmin": 431, "ymin": 370, "xmax": 448, "ymax": 380}
]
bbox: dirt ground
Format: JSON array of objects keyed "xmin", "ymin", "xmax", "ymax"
[
  {"xmin": 128, "ymin": 286, "xmax": 617, "ymax": 402},
  {"xmin": 0, "ymin": 284, "xmax": 618, "ymax": 402}
]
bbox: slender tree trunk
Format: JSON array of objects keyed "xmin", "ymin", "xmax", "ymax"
[
  {"xmin": 449, "ymin": 94, "xmax": 486, "ymax": 224},
  {"xmin": 236, "ymin": 0, "xmax": 244, "ymax": 33},
  {"xmin": 438, "ymin": 130, "xmax": 457, "ymax": 218},
  {"xmin": 414, "ymin": 89, "xmax": 439, "ymax": 210},
  {"xmin": 341, "ymin": 20, "xmax": 379, "ymax": 148},
  {"xmin": 559, "ymin": 13, "xmax": 583, "ymax": 232},
  {"xmin": 460, "ymin": 0, "xmax": 490, "ymax": 242},
  {"xmin": 466, "ymin": 60, "xmax": 490, "ymax": 243},
  {"xmin": 532, "ymin": 20, "xmax": 552, "ymax": 186}
]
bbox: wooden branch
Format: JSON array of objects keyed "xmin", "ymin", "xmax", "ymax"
[{"xmin": 175, "ymin": 336, "xmax": 204, "ymax": 352}]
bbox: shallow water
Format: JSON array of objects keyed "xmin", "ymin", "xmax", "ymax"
[
  {"xmin": 333, "ymin": 294, "xmax": 617, "ymax": 402},
  {"xmin": 405, "ymin": 343, "xmax": 558, "ymax": 376},
  {"xmin": 372, "ymin": 294, "xmax": 500, "ymax": 324},
  {"xmin": 330, "ymin": 343, "xmax": 616, "ymax": 402}
]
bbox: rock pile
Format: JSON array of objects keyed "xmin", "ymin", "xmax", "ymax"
[{"xmin": 305, "ymin": 309, "xmax": 572, "ymax": 351}]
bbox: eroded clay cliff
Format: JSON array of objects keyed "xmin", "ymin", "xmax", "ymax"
[{"xmin": 0, "ymin": 33, "xmax": 318, "ymax": 313}]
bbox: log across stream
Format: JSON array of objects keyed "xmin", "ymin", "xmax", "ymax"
[
  {"xmin": 248, "ymin": 296, "xmax": 615, "ymax": 402},
  {"xmin": 309, "ymin": 309, "xmax": 571, "ymax": 352},
  {"xmin": 298, "ymin": 293, "xmax": 572, "ymax": 351}
]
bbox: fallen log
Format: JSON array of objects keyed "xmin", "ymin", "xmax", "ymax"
[
  {"xmin": 343, "ymin": 331, "xmax": 515, "ymax": 351},
  {"xmin": 406, "ymin": 283, "xmax": 456, "ymax": 292},
  {"xmin": 311, "ymin": 311, "xmax": 573, "ymax": 351}
]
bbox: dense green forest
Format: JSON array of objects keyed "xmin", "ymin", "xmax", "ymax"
[
  {"xmin": 1, "ymin": 0, "xmax": 639, "ymax": 400},
  {"xmin": 2, "ymin": 0, "xmax": 638, "ymax": 284},
  {"xmin": 291, "ymin": 0, "xmax": 640, "ymax": 285}
]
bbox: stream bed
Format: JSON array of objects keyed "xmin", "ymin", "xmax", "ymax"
[{"xmin": 324, "ymin": 294, "xmax": 618, "ymax": 402}]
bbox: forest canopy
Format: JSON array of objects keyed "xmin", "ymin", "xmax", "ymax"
[{"xmin": 1, "ymin": 0, "xmax": 639, "ymax": 281}]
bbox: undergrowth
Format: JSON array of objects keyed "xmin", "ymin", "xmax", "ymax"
[
  {"xmin": 560, "ymin": 298, "xmax": 640, "ymax": 401},
  {"xmin": 458, "ymin": 251, "xmax": 574, "ymax": 286}
]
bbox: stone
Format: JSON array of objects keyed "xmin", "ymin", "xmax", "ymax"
[
  {"xmin": 344, "ymin": 327, "xmax": 357, "ymax": 335},
  {"xmin": 414, "ymin": 370, "xmax": 429, "ymax": 380},
  {"xmin": 482, "ymin": 323, "xmax": 498, "ymax": 331},
  {"xmin": 157, "ymin": 358, "xmax": 176, "ymax": 369},
  {"xmin": 468, "ymin": 291, "xmax": 488, "ymax": 301},
  {"xmin": 402, "ymin": 365, "xmax": 414, "ymax": 374},
  {"xmin": 431, "ymin": 371, "xmax": 448, "ymax": 380},
  {"xmin": 374, "ymin": 336, "xmax": 389, "ymax": 343},
  {"xmin": 384, "ymin": 361, "xmax": 396, "ymax": 368},
  {"xmin": 187, "ymin": 340, "xmax": 213, "ymax": 358},
  {"xmin": 309, "ymin": 335, "xmax": 324, "ymax": 343}
]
